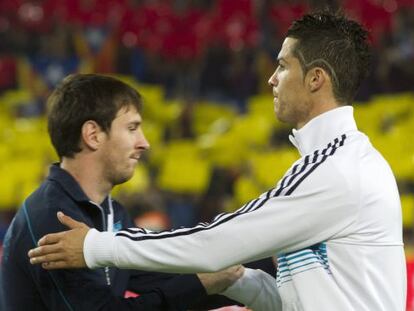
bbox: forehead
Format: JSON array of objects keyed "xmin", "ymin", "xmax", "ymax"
[
  {"xmin": 114, "ymin": 105, "xmax": 142, "ymax": 121},
  {"xmin": 278, "ymin": 37, "xmax": 298, "ymax": 60}
]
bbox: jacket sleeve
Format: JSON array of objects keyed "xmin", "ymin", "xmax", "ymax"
[
  {"xmin": 27, "ymin": 269, "xmax": 204, "ymax": 311},
  {"xmin": 126, "ymin": 270, "xmax": 208, "ymax": 310},
  {"xmin": 84, "ymin": 159, "xmax": 358, "ymax": 273}
]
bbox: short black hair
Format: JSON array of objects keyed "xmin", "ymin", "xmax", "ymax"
[
  {"xmin": 287, "ymin": 12, "xmax": 372, "ymax": 104},
  {"xmin": 47, "ymin": 74, "xmax": 142, "ymax": 158}
]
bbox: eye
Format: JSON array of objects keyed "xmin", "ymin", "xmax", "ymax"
[{"xmin": 128, "ymin": 121, "xmax": 141, "ymax": 132}]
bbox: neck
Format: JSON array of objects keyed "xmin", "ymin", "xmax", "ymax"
[
  {"xmin": 61, "ymin": 155, "xmax": 112, "ymax": 204},
  {"xmin": 296, "ymin": 94, "xmax": 341, "ymax": 129}
]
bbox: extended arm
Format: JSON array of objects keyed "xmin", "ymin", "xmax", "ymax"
[
  {"xmin": 29, "ymin": 160, "xmax": 357, "ymax": 274},
  {"xmin": 84, "ymin": 162, "xmax": 356, "ymax": 272}
]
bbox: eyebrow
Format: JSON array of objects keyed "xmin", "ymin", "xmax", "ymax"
[
  {"xmin": 128, "ymin": 120, "xmax": 141, "ymax": 126},
  {"xmin": 277, "ymin": 57, "xmax": 288, "ymax": 64}
]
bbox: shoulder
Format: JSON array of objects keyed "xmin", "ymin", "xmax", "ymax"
[
  {"xmin": 23, "ymin": 181, "xmax": 87, "ymax": 239},
  {"xmin": 288, "ymin": 147, "xmax": 359, "ymax": 208},
  {"xmin": 25, "ymin": 180, "xmax": 76, "ymax": 219}
]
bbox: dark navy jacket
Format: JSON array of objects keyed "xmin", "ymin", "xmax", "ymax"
[{"xmin": 0, "ymin": 164, "xmax": 231, "ymax": 311}]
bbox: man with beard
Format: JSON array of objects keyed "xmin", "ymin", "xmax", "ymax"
[{"xmin": 1, "ymin": 74, "xmax": 245, "ymax": 310}]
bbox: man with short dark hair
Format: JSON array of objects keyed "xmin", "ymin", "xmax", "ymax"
[
  {"xmin": 29, "ymin": 13, "xmax": 406, "ymax": 310},
  {"xmin": 0, "ymin": 74, "xmax": 244, "ymax": 310}
]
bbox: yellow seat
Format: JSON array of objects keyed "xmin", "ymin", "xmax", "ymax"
[
  {"xmin": 205, "ymin": 130, "xmax": 247, "ymax": 167},
  {"xmin": 247, "ymin": 94, "xmax": 286, "ymax": 132},
  {"xmin": 401, "ymin": 194, "xmax": 414, "ymax": 230},
  {"xmin": 113, "ymin": 165, "xmax": 149, "ymax": 196},
  {"xmin": 233, "ymin": 176, "xmax": 262, "ymax": 208},
  {"xmin": 193, "ymin": 102, "xmax": 237, "ymax": 136},
  {"xmin": 0, "ymin": 158, "xmax": 45, "ymax": 209},
  {"xmin": 249, "ymin": 148, "xmax": 299, "ymax": 189},
  {"xmin": 156, "ymin": 140, "xmax": 211, "ymax": 194}
]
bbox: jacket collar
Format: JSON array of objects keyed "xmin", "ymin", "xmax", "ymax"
[
  {"xmin": 47, "ymin": 163, "xmax": 98, "ymax": 204},
  {"xmin": 289, "ymin": 106, "xmax": 358, "ymax": 156}
]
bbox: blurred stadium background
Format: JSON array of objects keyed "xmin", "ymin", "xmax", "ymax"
[{"xmin": 0, "ymin": 0, "xmax": 414, "ymax": 309}]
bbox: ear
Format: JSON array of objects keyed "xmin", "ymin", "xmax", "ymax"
[
  {"xmin": 307, "ymin": 67, "xmax": 326, "ymax": 93},
  {"xmin": 81, "ymin": 121, "xmax": 106, "ymax": 151}
]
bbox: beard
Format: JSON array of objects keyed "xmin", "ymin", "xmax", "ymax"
[
  {"xmin": 276, "ymin": 98, "xmax": 312, "ymax": 128},
  {"xmin": 104, "ymin": 159, "xmax": 135, "ymax": 186}
]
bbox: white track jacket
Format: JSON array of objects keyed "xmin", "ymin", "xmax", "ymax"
[{"xmin": 84, "ymin": 106, "xmax": 406, "ymax": 311}]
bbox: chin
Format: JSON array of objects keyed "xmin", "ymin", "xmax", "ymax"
[
  {"xmin": 274, "ymin": 110, "xmax": 285, "ymax": 123},
  {"xmin": 112, "ymin": 173, "xmax": 134, "ymax": 186},
  {"xmin": 274, "ymin": 104, "xmax": 285, "ymax": 120}
]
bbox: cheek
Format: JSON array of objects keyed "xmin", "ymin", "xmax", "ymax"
[
  {"xmin": 278, "ymin": 72, "xmax": 292, "ymax": 92},
  {"xmin": 104, "ymin": 141, "xmax": 124, "ymax": 162},
  {"xmin": 106, "ymin": 148, "xmax": 119, "ymax": 163},
  {"xmin": 283, "ymin": 75, "xmax": 303, "ymax": 97},
  {"xmin": 113, "ymin": 133, "xmax": 133, "ymax": 149},
  {"xmin": 278, "ymin": 77, "xmax": 293, "ymax": 100}
]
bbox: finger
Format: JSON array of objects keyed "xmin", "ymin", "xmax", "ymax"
[
  {"xmin": 29, "ymin": 252, "xmax": 67, "ymax": 265},
  {"xmin": 57, "ymin": 212, "xmax": 89, "ymax": 229},
  {"xmin": 41, "ymin": 261, "xmax": 71, "ymax": 270},
  {"xmin": 37, "ymin": 232, "xmax": 66, "ymax": 246},
  {"xmin": 28, "ymin": 243, "xmax": 62, "ymax": 258}
]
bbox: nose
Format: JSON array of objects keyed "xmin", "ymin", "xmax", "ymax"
[
  {"xmin": 136, "ymin": 128, "xmax": 150, "ymax": 151},
  {"xmin": 268, "ymin": 71, "xmax": 278, "ymax": 87}
]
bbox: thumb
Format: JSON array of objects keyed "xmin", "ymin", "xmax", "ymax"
[{"xmin": 57, "ymin": 212, "xmax": 89, "ymax": 229}]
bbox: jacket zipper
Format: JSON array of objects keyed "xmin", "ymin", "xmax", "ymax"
[{"xmin": 89, "ymin": 197, "xmax": 114, "ymax": 286}]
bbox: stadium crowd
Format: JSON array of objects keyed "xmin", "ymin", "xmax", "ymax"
[{"xmin": 1, "ymin": 0, "xmax": 414, "ymax": 102}]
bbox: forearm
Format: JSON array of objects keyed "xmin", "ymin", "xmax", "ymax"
[
  {"xmin": 84, "ymin": 215, "xmax": 269, "ymax": 272},
  {"xmin": 132, "ymin": 274, "xmax": 207, "ymax": 310},
  {"xmin": 84, "ymin": 167, "xmax": 356, "ymax": 273},
  {"xmin": 84, "ymin": 193, "xmax": 288, "ymax": 271},
  {"xmin": 127, "ymin": 270, "xmax": 244, "ymax": 310}
]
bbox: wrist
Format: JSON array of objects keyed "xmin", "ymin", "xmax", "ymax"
[{"xmin": 84, "ymin": 229, "xmax": 116, "ymax": 268}]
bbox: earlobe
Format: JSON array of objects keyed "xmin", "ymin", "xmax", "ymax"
[{"xmin": 81, "ymin": 121, "xmax": 103, "ymax": 151}]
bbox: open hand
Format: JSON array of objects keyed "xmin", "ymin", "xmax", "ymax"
[
  {"xmin": 198, "ymin": 265, "xmax": 245, "ymax": 295},
  {"xmin": 28, "ymin": 212, "xmax": 90, "ymax": 269}
]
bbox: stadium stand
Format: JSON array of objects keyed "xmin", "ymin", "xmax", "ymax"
[{"xmin": 0, "ymin": 0, "xmax": 414, "ymax": 309}]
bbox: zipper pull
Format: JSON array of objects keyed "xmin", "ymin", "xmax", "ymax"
[{"xmin": 105, "ymin": 266, "xmax": 111, "ymax": 285}]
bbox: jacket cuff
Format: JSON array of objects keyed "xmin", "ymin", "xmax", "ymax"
[
  {"xmin": 84, "ymin": 229, "xmax": 116, "ymax": 268},
  {"xmin": 221, "ymin": 268, "xmax": 261, "ymax": 305}
]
